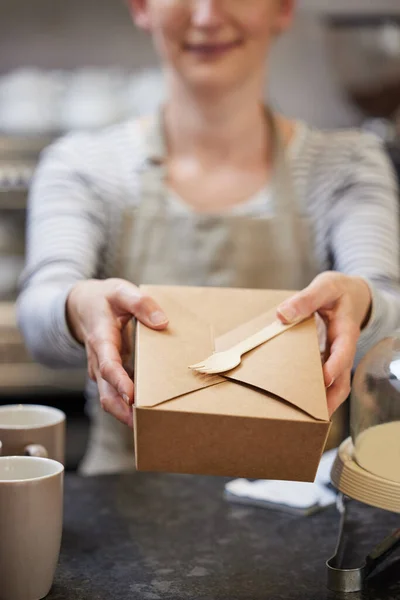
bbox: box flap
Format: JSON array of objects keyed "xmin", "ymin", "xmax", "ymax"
[
  {"xmin": 216, "ymin": 309, "xmax": 329, "ymax": 422},
  {"xmin": 136, "ymin": 286, "xmax": 328, "ymax": 422},
  {"xmin": 135, "ymin": 289, "xmax": 225, "ymax": 408}
]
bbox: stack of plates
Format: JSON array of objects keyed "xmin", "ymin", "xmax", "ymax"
[
  {"xmin": 0, "ymin": 134, "xmax": 55, "ymax": 207},
  {"xmin": 331, "ymin": 437, "xmax": 400, "ymax": 513},
  {"xmin": 0, "ymin": 162, "xmax": 35, "ymax": 190}
]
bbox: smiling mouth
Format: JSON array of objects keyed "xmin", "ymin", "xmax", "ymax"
[{"xmin": 183, "ymin": 40, "xmax": 243, "ymax": 56}]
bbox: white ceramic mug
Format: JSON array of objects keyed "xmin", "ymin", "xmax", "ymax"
[
  {"xmin": 0, "ymin": 404, "xmax": 66, "ymax": 464},
  {"xmin": 0, "ymin": 456, "xmax": 64, "ymax": 600}
]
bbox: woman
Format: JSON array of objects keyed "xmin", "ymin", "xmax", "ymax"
[{"xmin": 17, "ymin": 0, "xmax": 400, "ymax": 475}]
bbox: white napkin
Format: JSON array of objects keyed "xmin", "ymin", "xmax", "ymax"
[{"xmin": 224, "ymin": 449, "xmax": 338, "ymax": 515}]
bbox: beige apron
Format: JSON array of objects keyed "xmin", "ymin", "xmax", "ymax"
[{"xmin": 78, "ymin": 110, "xmax": 319, "ymax": 476}]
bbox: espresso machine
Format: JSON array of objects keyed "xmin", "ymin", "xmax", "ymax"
[{"xmin": 326, "ymin": 14, "xmax": 400, "ymax": 184}]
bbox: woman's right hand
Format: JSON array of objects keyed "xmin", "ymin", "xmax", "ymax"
[{"xmin": 66, "ymin": 278, "xmax": 169, "ymax": 427}]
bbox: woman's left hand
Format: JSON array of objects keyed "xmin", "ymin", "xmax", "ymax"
[{"xmin": 276, "ymin": 272, "xmax": 372, "ymax": 417}]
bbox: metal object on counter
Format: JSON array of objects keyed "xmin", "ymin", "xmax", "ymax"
[
  {"xmin": 328, "ymin": 333, "xmax": 400, "ymax": 592},
  {"xmin": 327, "ymin": 494, "xmax": 400, "ymax": 593}
]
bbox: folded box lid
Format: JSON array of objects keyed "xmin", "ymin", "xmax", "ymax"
[{"xmin": 135, "ymin": 286, "xmax": 329, "ymax": 423}]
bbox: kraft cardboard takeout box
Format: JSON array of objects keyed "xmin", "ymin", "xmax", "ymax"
[{"xmin": 134, "ymin": 286, "xmax": 331, "ymax": 482}]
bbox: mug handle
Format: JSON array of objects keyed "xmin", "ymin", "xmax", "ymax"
[{"xmin": 24, "ymin": 444, "xmax": 48, "ymax": 458}]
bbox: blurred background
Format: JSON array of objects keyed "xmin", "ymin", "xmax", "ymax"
[{"xmin": 0, "ymin": 0, "xmax": 399, "ymax": 470}]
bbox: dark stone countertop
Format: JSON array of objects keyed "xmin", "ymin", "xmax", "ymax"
[{"xmin": 48, "ymin": 473, "xmax": 400, "ymax": 600}]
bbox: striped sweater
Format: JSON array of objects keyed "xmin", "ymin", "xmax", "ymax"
[{"xmin": 17, "ymin": 118, "xmax": 400, "ymax": 368}]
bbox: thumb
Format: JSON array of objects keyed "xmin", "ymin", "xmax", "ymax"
[
  {"xmin": 276, "ymin": 274, "xmax": 339, "ymax": 324},
  {"xmin": 276, "ymin": 291, "xmax": 313, "ymax": 325},
  {"xmin": 107, "ymin": 280, "xmax": 169, "ymax": 330}
]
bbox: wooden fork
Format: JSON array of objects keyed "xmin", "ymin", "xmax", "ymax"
[{"xmin": 189, "ymin": 319, "xmax": 302, "ymax": 375}]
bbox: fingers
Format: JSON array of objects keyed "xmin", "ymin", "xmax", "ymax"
[
  {"xmin": 277, "ymin": 272, "xmax": 343, "ymax": 324},
  {"xmin": 121, "ymin": 320, "xmax": 134, "ymax": 378},
  {"xmin": 87, "ymin": 323, "xmax": 134, "ymax": 404},
  {"xmin": 323, "ymin": 316, "xmax": 359, "ymax": 388},
  {"xmin": 274, "ymin": 272, "xmax": 360, "ymax": 424},
  {"xmin": 78, "ymin": 279, "xmax": 166, "ymax": 406},
  {"xmin": 107, "ymin": 279, "xmax": 169, "ymax": 330},
  {"xmin": 276, "ymin": 272, "xmax": 359, "ymax": 416},
  {"xmin": 88, "ymin": 327, "xmax": 134, "ymax": 427},
  {"xmin": 90, "ymin": 349, "xmax": 133, "ymax": 427},
  {"xmin": 96, "ymin": 370, "xmax": 134, "ymax": 428},
  {"xmin": 326, "ymin": 368, "xmax": 352, "ymax": 417},
  {"xmin": 97, "ymin": 341, "xmax": 134, "ymax": 404},
  {"xmin": 85, "ymin": 342, "xmax": 97, "ymax": 382},
  {"xmin": 315, "ymin": 313, "xmax": 327, "ymax": 356}
]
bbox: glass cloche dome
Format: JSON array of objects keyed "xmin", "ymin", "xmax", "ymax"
[
  {"xmin": 331, "ymin": 334, "xmax": 400, "ymax": 513},
  {"xmin": 351, "ymin": 335, "xmax": 400, "ymax": 484}
]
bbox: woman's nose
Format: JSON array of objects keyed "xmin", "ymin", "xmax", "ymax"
[{"xmin": 191, "ymin": 0, "xmax": 225, "ymax": 29}]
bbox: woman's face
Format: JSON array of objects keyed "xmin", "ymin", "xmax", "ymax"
[{"xmin": 130, "ymin": 0, "xmax": 295, "ymax": 93}]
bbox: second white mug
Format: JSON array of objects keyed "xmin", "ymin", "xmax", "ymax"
[{"xmin": 0, "ymin": 404, "xmax": 66, "ymax": 464}]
